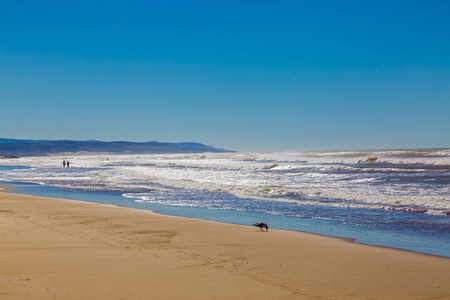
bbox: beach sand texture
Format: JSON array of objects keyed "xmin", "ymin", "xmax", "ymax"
[{"xmin": 1, "ymin": 191, "xmax": 449, "ymax": 299}]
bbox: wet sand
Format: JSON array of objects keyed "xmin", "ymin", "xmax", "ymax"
[{"xmin": 1, "ymin": 190, "xmax": 449, "ymax": 299}]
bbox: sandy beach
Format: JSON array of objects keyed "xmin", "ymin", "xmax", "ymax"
[{"xmin": 1, "ymin": 189, "xmax": 449, "ymax": 299}]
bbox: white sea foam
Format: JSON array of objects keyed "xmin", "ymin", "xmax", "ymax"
[{"xmin": 1, "ymin": 149, "xmax": 449, "ymax": 214}]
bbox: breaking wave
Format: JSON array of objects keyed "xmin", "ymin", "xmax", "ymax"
[{"xmin": 0, "ymin": 149, "xmax": 449, "ymax": 216}]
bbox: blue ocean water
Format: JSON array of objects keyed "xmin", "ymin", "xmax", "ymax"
[{"xmin": 1, "ymin": 149, "xmax": 449, "ymax": 257}]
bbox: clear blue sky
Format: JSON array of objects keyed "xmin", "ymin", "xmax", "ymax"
[{"xmin": 1, "ymin": 0, "xmax": 449, "ymax": 152}]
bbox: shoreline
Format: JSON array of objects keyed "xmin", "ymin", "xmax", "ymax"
[
  {"xmin": 3, "ymin": 180, "xmax": 449, "ymax": 258},
  {"xmin": 1, "ymin": 188, "xmax": 449, "ymax": 299}
]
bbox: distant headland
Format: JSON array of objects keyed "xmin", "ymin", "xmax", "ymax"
[{"xmin": 0, "ymin": 138, "xmax": 233, "ymax": 157}]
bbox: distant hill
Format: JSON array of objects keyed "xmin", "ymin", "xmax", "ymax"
[{"xmin": 0, "ymin": 138, "xmax": 233, "ymax": 157}]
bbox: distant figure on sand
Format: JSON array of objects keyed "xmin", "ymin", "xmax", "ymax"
[
  {"xmin": 253, "ymin": 222, "xmax": 269, "ymax": 231},
  {"xmin": 63, "ymin": 160, "xmax": 66, "ymax": 168}
]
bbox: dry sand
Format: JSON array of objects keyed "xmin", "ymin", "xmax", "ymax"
[{"xmin": 1, "ymin": 189, "xmax": 449, "ymax": 299}]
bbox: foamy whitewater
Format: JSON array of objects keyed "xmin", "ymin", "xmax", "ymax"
[{"xmin": 1, "ymin": 149, "xmax": 449, "ymax": 256}]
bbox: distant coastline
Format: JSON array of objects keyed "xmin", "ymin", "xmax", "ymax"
[{"xmin": 0, "ymin": 138, "xmax": 233, "ymax": 157}]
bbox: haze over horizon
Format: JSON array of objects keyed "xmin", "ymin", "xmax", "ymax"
[{"xmin": 1, "ymin": 1, "xmax": 449, "ymax": 152}]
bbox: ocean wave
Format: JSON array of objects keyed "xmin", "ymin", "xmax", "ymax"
[{"xmin": 1, "ymin": 150, "xmax": 449, "ymax": 215}]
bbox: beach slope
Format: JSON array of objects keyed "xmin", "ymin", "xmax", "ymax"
[{"xmin": 1, "ymin": 191, "xmax": 449, "ymax": 299}]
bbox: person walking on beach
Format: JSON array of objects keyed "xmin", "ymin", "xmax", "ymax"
[
  {"xmin": 63, "ymin": 160, "xmax": 66, "ymax": 168},
  {"xmin": 66, "ymin": 161, "xmax": 70, "ymax": 168}
]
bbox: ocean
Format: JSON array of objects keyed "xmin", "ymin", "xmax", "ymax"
[{"xmin": 1, "ymin": 149, "xmax": 449, "ymax": 257}]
